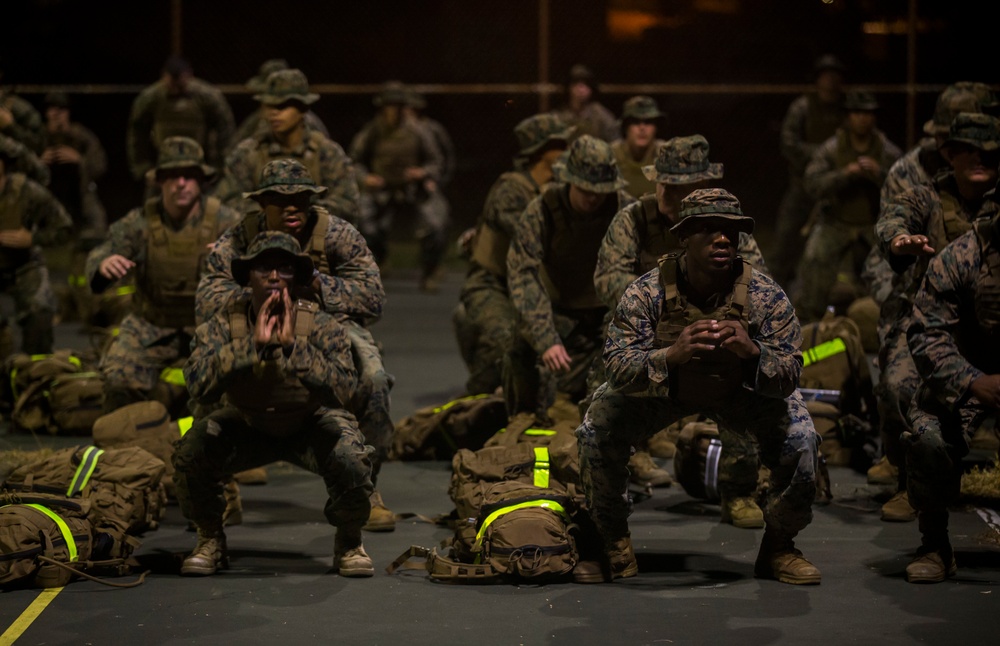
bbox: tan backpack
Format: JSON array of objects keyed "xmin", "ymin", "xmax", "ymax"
[
  {"xmin": 92, "ymin": 401, "xmax": 186, "ymax": 497},
  {"xmin": 47, "ymin": 372, "xmax": 106, "ymax": 435},
  {"xmin": 2, "ymin": 351, "xmax": 95, "ymax": 433},
  {"xmin": 390, "ymin": 393, "xmax": 508, "ymax": 460},
  {"xmin": 482, "ymin": 411, "xmax": 579, "ymax": 449}
]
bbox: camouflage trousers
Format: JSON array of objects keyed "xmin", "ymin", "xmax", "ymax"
[
  {"xmin": 455, "ymin": 266, "xmax": 516, "ymax": 395},
  {"xmin": 345, "ymin": 321, "xmax": 394, "ymax": 481},
  {"xmin": 357, "ymin": 188, "xmax": 450, "ymax": 275},
  {"xmin": 769, "ymin": 176, "xmax": 816, "ymax": 287},
  {"xmin": 795, "ymin": 220, "xmax": 875, "ymax": 323},
  {"xmin": 99, "ymin": 313, "xmax": 192, "ymax": 414},
  {"xmin": 875, "ymin": 320, "xmax": 920, "ymax": 483},
  {"xmin": 0, "ymin": 256, "xmax": 57, "ymax": 355},
  {"xmin": 577, "ymin": 384, "xmax": 818, "ymax": 541},
  {"xmin": 173, "ymin": 406, "xmax": 374, "ymax": 533}
]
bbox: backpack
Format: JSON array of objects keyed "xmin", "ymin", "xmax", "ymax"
[
  {"xmin": 2, "ymin": 351, "xmax": 94, "ymax": 433},
  {"xmin": 390, "ymin": 393, "xmax": 508, "ymax": 460},
  {"xmin": 482, "ymin": 411, "xmax": 579, "ymax": 449},
  {"xmin": 91, "ymin": 401, "xmax": 185, "ymax": 498},
  {"xmin": 46, "ymin": 372, "xmax": 105, "ymax": 435}
]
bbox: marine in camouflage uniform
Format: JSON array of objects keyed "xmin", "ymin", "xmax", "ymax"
[
  {"xmin": 174, "ymin": 231, "xmax": 374, "ymax": 577},
  {"xmin": 505, "ymin": 134, "xmax": 635, "ymax": 417},
  {"xmin": 0, "ymin": 145, "xmax": 72, "ymax": 356},
  {"xmin": 217, "ymin": 69, "xmax": 359, "ymax": 223},
  {"xmin": 454, "ymin": 114, "xmax": 572, "ymax": 395},
  {"xmin": 552, "ymin": 64, "xmax": 619, "ymax": 143},
  {"xmin": 903, "ymin": 205, "xmax": 1000, "ymax": 583},
  {"xmin": 231, "ymin": 59, "xmax": 330, "ymax": 151},
  {"xmin": 610, "ymin": 96, "xmax": 667, "ymax": 199},
  {"xmin": 576, "ymin": 188, "xmax": 821, "ymax": 584},
  {"xmin": 0, "ymin": 134, "xmax": 50, "ymax": 185},
  {"xmin": 86, "ymin": 137, "xmax": 241, "ymax": 414},
  {"xmin": 0, "ymin": 79, "xmax": 44, "ymax": 153},
  {"xmin": 197, "ymin": 158, "xmax": 393, "ymax": 532},
  {"xmin": 404, "ymin": 89, "xmax": 456, "ymax": 189},
  {"xmin": 126, "ymin": 57, "xmax": 235, "ymax": 182},
  {"xmin": 795, "ymin": 91, "xmax": 902, "ymax": 322},
  {"xmin": 594, "ymin": 134, "xmax": 768, "ymax": 517},
  {"xmin": 872, "ymin": 113, "xmax": 1000, "ymax": 522}
]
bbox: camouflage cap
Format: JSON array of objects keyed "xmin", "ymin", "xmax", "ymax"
[
  {"xmin": 551, "ymin": 134, "xmax": 627, "ymax": 193},
  {"xmin": 514, "ymin": 114, "xmax": 574, "ymax": 157},
  {"xmin": 642, "ymin": 135, "xmax": 724, "ymax": 184},
  {"xmin": 242, "ymin": 158, "xmax": 328, "ymax": 200},
  {"xmin": 953, "ymin": 81, "xmax": 999, "ymax": 111},
  {"xmin": 43, "ymin": 91, "xmax": 71, "ymax": 109},
  {"xmin": 374, "ymin": 80, "xmax": 409, "ymax": 107},
  {"xmin": 148, "ymin": 136, "xmax": 215, "ymax": 181},
  {"xmin": 924, "ymin": 85, "xmax": 982, "ymax": 136},
  {"xmin": 620, "ymin": 95, "xmax": 665, "ymax": 123},
  {"xmin": 231, "ymin": 231, "xmax": 315, "ymax": 287},
  {"xmin": 405, "ymin": 87, "xmax": 427, "ymax": 110},
  {"xmin": 942, "ymin": 112, "xmax": 1000, "ymax": 152},
  {"xmin": 253, "ymin": 69, "xmax": 319, "ymax": 106},
  {"xmin": 844, "ymin": 90, "xmax": 878, "ymax": 111},
  {"xmin": 813, "ymin": 54, "xmax": 846, "ymax": 77},
  {"xmin": 246, "ymin": 58, "xmax": 289, "ymax": 92},
  {"xmin": 670, "ymin": 188, "xmax": 754, "ymax": 238}
]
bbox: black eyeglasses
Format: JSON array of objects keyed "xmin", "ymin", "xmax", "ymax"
[{"xmin": 250, "ymin": 264, "xmax": 296, "ymax": 279}]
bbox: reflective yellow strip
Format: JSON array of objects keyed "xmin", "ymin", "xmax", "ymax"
[
  {"xmin": 524, "ymin": 429, "xmax": 556, "ymax": 436},
  {"xmin": 473, "ymin": 499, "xmax": 569, "ymax": 552},
  {"xmin": 110, "ymin": 327, "xmax": 120, "ymax": 337},
  {"xmin": 68, "ymin": 274, "xmax": 87, "ymax": 287},
  {"xmin": 115, "ymin": 285, "xmax": 136, "ymax": 296},
  {"xmin": 67, "ymin": 446, "xmax": 104, "ymax": 497},
  {"xmin": 533, "ymin": 446, "xmax": 550, "ymax": 488},
  {"xmin": 432, "ymin": 393, "xmax": 490, "ymax": 414},
  {"xmin": 802, "ymin": 338, "xmax": 847, "ymax": 368},
  {"xmin": 177, "ymin": 417, "xmax": 194, "ymax": 436},
  {"xmin": 159, "ymin": 367, "xmax": 186, "ymax": 386},
  {"xmin": 23, "ymin": 504, "xmax": 78, "ymax": 562}
]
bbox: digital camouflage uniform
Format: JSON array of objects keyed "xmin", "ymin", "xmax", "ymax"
[
  {"xmin": 610, "ymin": 96, "xmax": 667, "ymax": 199},
  {"xmin": 407, "ymin": 89, "xmax": 456, "ymax": 189},
  {"xmin": 455, "ymin": 114, "xmax": 571, "ymax": 395},
  {"xmin": 0, "ymin": 88, "xmax": 44, "ymax": 153},
  {"xmin": 216, "ymin": 69, "xmax": 359, "ymax": 223},
  {"xmin": 553, "ymin": 65, "xmax": 619, "ymax": 143},
  {"xmin": 505, "ymin": 135, "xmax": 635, "ymax": 416},
  {"xmin": 578, "ymin": 189, "xmax": 820, "ymax": 582},
  {"xmin": 1, "ymin": 134, "xmax": 49, "ymax": 185},
  {"xmin": 174, "ymin": 232, "xmax": 373, "ymax": 574},
  {"xmin": 86, "ymin": 137, "xmax": 241, "ymax": 412},
  {"xmin": 232, "ymin": 58, "xmax": 329, "ymax": 149}
]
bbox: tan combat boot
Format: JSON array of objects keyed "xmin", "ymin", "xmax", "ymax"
[
  {"xmin": 866, "ymin": 455, "xmax": 897, "ymax": 485},
  {"xmin": 629, "ymin": 451, "xmax": 673, "ymax": 488},
  {"xmin": 721, "ymin": 497, "xmax": 765, "ymax": 529},
  {"xmin": 647, "ymin": 429, "xmax": 677, "ymax": 459},
  {"xmin": 233, "ymin": 466, "xmax": 268, "ymax": 485},
  {"xmin": 362, "ymin": 490, "xmax": 396, "ymax": 532},
  {"xmin": 754, "ymin": 532, "xmax": 821, "ymax": 585},
  {"xmin": 223, "ymin": 479, "xmax": 243, "ymax": 526},
  {"xmin": 181, "ymin": 530, "xmax": 228, "ymax": 576},
  {"xmin": 905, "ymin": 545, "xmax": 957, "ymax": 583},
  {"xmin": 335, "ymin": 527, "xmax": 374, "ymax": 577},
  {"xmin": 881, "ymin": 490, "xmax": 916, "ymax": 522},
  {"xmin": 607, "ymin": 536, "xmax": 639, "ymax": 580}
]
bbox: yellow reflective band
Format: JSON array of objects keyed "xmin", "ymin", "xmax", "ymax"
[
  {"xmin": 115, "ymin": 285, "xmax": 136, "ymax": 296},
  {"xmin": 524, "ymin": 429, "xmax": 556, "ymax": 436},
  {"xmin": 67, "ymin": 446, "xmax": 104, "ymax": 497},
  {"xmin": 159, "ymin": 367, "xmax": 186, "ymax": 386},
  {"xmin": 67, "ymin": 274, "xmax": 87, "ymax": 288},
  {"xmin": 177, "ymin": 417, "xmax": 194, "ymax": 436},
  {"xmin": 533, "ymin": 446, "xmax": 550, "ymax": 488},
  {"xmin": 10, "ymin": 355, "xmax": 82, "ymax": 399},
  {"xmin": 473, "ymin": 499, "xmax": 569, "ymax": 553},
  {"xmin": 802, "ymin": 338, "xmax": 847, "ymax": 368},
  {"xmin": 432, "ymin": 393, "xmax": 490, "ymax": 414},
  {"xmin": 23, "ymin": 504, "xmax": 78, "ymax": 562},
  {"xmin": 111, "ymin": 327, "xmax": 120, "ymax": 337}
]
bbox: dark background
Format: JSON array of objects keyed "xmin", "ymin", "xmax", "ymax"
[{"xmin": 2, "ymin": 0, "xmax": 994, "ymax": 257}]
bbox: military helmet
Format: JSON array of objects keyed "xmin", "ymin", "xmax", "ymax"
[
  {"xmin": 149, "ymin": 136, "xmax": 215, "ymax": 182},
  {"xmin": 374, "ymin": 80, "xmax": 409, "ymax": 107},
  {"xmin": 231, "ymin": 231, "xmax": 315, "ymax": 287},
  {"xmin": 942, "ymin": 112, "xmax": 1000, "ymax": 152},
  {"xmin": 551, "ymin": 134, "xmax": 627, "ymax": 193},
  {"xmin": 924, "ymin": 85, "xmax": 982, "ymax": 137},
  {"xmin": 844, "ymin": 90, "xmax": 879, "ymax": 112},
  {"xmin": 514, "ymin": 114, "xmax": 574, "ymax": 158},
  {"xmin": 246, "ymin": 58, "xmax": 289, "ymax": 92},
  {"xmin": 242, "ymin": 158, "xmax": 328, "ymax": 200},
  {"xmin": 253, "ymin": 69, "xmax": 319, "ymax": 106},
  {"xmin": 642, "ymin": 135, "xmax": 723, "ymax": 185},
  {"xmin": 670, "ymin": 188, "xmax": 754, "ymax": 238}
]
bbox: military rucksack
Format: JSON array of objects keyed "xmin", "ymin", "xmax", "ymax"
[
  {"xmin": 390, "ymin": 393, "xmax": 508, "ymax": 460},
  {"xmin": 1, "ymin": 351, "xmax": 104, "ymax": 435},
  {"xmin": 482, "ymin": 411, "xmax": 579, "ymax": 449}
]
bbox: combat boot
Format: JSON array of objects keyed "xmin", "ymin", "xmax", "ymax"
[
  {"xmin": 754, "ymin": 532, "xmax": 821, "ymax": 585},
  {"xmin": 721, "ymin": 497, "xmax": 765, "ymax": 529},
  {"xmin": 905, "ymin": 545, "xmax": 957, "ymax": 583},
  {"xmin": 866, "ymin": 455, "xmax": 897, "ymax": 485},
  {"xmin": 335, "ymin": 527, "xmax": 374, "ymax": 577},
  {"xmin": 647, "ymin": 428, "xmax": 677, "ymax": 459},
  {"xmin": 362, "ymin": 490, "xmax": 396, "ymax": 532},
  {"xmin": 234, "ymin": 466, "xmax": 268, "ymax": 485},
  {"xmin": 222, "ymin": 479, "xmax": 243, "ymax": 526},
  {"xmin": 181, "ymin": 529, "xmax": 228, "ymax": 576},
  {"xmin": 628, "ymin": 451, "xmax": 673, "ymax": 488},
  {"xmin": 880, "ymin": 490, "xmax": 916, "ymax": 522},
  {"xmin": 573, "ymin": 536, "xmax": 638, "ymax": 583}
]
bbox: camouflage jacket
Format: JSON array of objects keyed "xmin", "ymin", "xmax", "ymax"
[
  {"xmin": 184, "ymin": 297, "xmax": 356, "ymax": 410},
  {"xmin": 418, "ymin": 117, "xmax": 456, "ymax": 187},
  {"xmin": 1, "ymin": 134, "xmax": 49, "ymax": 185},
  {"xmin": 348, "ymin": 116, "xmax": 443, "ymax": 187},
  {"xmin": 804, "ymin": 128, "xmax": 902, "ymax": 219},
  {"xmin": 552, "ymin": 102, "xmax": 618, "ymax": 143},
  {"xmin": 42, "ymin": 122, "xmax": 108, "ymax": 182},
  {"xmin": 0, "ymin": 173, "xmax": 72, "ymax": 247},
  {"xmin": 779, "ymin": 93, "xmax": 846, "ymax": 177},
  {"xmin": 507, "ymin": 184, "xmax": 635, "ymax": 353},
  {"xmin": 195, "ymin": 207, "xmax": 383, "ymax": 326},
  {"xmin": 219, "ymin": 124, "xmax": 360, "ymax": 222},
  {"xmin": 610, "ymin": 138, "xmax": 663, "ymax": 200},
  {"xmin": 0, "ymin": 89, "xmax": 44, "ymax": 153},
  {"xmin": 594, "ymin": 199, "xmax": 769, "ymax": 310},
  {"xmin": 231, "ymin": 109, "xmax": 329, "ymax": 152},
  {"xmin": 468, "ymin": 169, "xmax": 542, "ymax": 278},
  {"xmin": 126, "ymin": 78, "xmax": 236, "ymax": 180},
  {"xmin": 604, "ymin": 263, "xmax": 802, "ymax": 399}
]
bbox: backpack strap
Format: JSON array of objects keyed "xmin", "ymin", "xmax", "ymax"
[
  {"xmin": 385, "ymin": 545, "xmax": 501, "ymax": 582},
  {"xmin": 726, "ymin": 258, "xmax": 753, "ymax": 330},
  {"xmin": 293, "ymin": 299, "xmax": 319, "ymax": 342}
]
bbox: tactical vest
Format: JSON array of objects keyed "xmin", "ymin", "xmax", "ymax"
[
  {"xmin": 636, "ymin": 194, "xmax": 682, "ymax": 275},
  {"xmin": 241, "ymin": 207, "xmax": 331, "ymax": 275},
  {"xmin": 804, "ymin": 94, "xmax": 845, "ymax": 145},
  {"xmin": 224, "ymin": 298, "xmax": 325, "ymax": 435},
  {"xmin": 927, "ymin": 187, "xmax": 974, "ymax": 252},
  {"xmin": 831, "ymin": 129, "xmax": 884, "ymax": 226},
  {"xmin": 252, "ymin": 130, "xmax": 325, "ymax": 189},
  {"xmin": 611, "ymin": 139, "xmax": 657, "ymax": 199},
  {"xmin": 133, "ymin": 197, "xmax": 221, "ymax": 329},
  {"xmin": 654, "ymin": 254, "xmax": 752, "ymax": 408},
  {"xmin": 470, "ymin": 171, "xmax": 537, "ymax": 278},
  {"xmin": 371, "ymin": 124, "xmax": 422, "ymax": 188},
  {"xmin": 151, "ymin": 94, "xmax": 207, "ymax": 151},
  {"xmin": 0, "ymin": 174, "xmax": 31, "ymax": 270},
  {"xmin": 541, "ymin": 186, "xmax": 618, "ymax": 310}
]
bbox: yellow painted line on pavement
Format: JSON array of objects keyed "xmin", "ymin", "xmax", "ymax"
[{"xmin": 0, "ymin": 587, "xmax": 64, "ymax": 646}]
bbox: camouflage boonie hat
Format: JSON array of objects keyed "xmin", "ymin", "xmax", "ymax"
[
  {"xmin": 942, "ymin": 112, "xmax": 1000, "ymax": 152},
  {"xmin": 924, "ymin": 85, "xmax": 982, "ymax": 136},
  {"xmin": 642, "ymin": 135, "xmax": 723, "ymax": 184},
  {"xmin": 953, "ymin": 81, "xmax": 999, "ymax": 112},
  {"xmin": 253, "ymin": 69, "xmax": 319, "ymax": 106},
  {"xmin": 246, "ymin": 58, "xmax": 289, "ymax": 92},
  {"xmin": 148, "ymin": 136, "xmax": 215, "ymax": 181},
  {"xmin": 405, "ymin": 88, "xmax": 427, "ymax": 110},
  {"xmin": 844, "ymin": 90, "xmax": 878, "ymax": 111},
  {"xmin": 231, "ymin": 231, "xmax": 315, "ymax": 287},
  {"xmin": 243, "ymin": 159, "xmax": 328, "ymax": 200},
  {"xmin": 374, "ymin": 81, "xmax": 409, "ymax": 107},
  {"xmin": 551, "ymin": 134, "xmax": 626, "ymax": 193},
  {"xmin": 620, "ymin": 95, "xmax": 664, "ymax": 123},
  {"xmin": 43, "ymin": 91, "xmax": 71, "ymax": 109},
  {"xmin": 514, "ymin": 114, "xmax": 574, "ymax": 157},
  {"xmin": 813, "ymin": 54, "xmax": 846, "ymax": 77},
  {"xmin": 671, "ymin": 188, "xmax": 754, "ymax": 238}
]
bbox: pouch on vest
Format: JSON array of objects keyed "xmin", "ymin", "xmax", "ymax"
[{"xmin": 390, "ymin": 393, "xmax": 508, "ymax": 460}]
